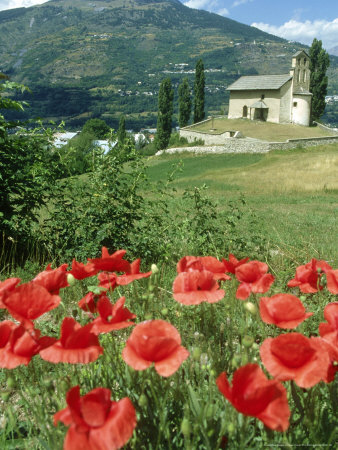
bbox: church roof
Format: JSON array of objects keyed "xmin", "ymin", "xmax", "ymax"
[
  {"xmin": 227, "ymin": 74, "xmax": 292, "ymax": 91},
  {"xmin": 250, "ymin": 100, "xmax": 269, "ymax": 109},
  {"xmin": 293, "ymin": 50, "xmax": 310, "ymax": 58}
]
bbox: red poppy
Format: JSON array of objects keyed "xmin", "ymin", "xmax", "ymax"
[
  {"xmin": 2, "ymin": 282, "xmax": 61, "ymax": 329},
  {"xmin": 122, "ymin": 320, "xmax": 189, "ymax": 377},
  {"xmin": 177, "ymin": 256, "xmax": 231, "ymax": 281},
  {"xmin": 54, "ymin": 385, "xmax": 136, "ymax": 450},
  {"xmin": 39, "ymin": 317, "xmax": 103, "ymax": 364},
  {"xmin": 222, "ymin": 254, "xmax": 249, "ymax": 274},
  {"xmin": 69, "ymin": 259, "xmax": 98, "ymax": 280},
  {"xmin": 0, "ymin": 321, "xmax": 55, "ymax": 369},
  {"xmin": 173, "ymin": 270, "xmax": 225, "ymax": 305},
  {"xmin": 98, "ymin": 272, "xmax": 118, "ymax": 291},
  {"xmin": 216, "ymin": 363, "xmax": 290, "ymax": 431},
  {"xmin": 116, "ymin": 259, "xmax": 152, "ymax": 285},
  {"xmin": 319, "ymin": 302, "xmax": 338, "ymax": 337},
  {"xmin": 78, "ymin": 292, "xmax": 104, "ymax": 314},
  {"xmin": 91, "ymin": 296, "xmax": 136, "ymax": 335},
  {"xmin": 260, "ymin": 333, "xmax": 330, "ymax": 388},
  {"xmin": 259, "ymin": 294, "xmax": 313, "ymax": 329},
  {"xmin": 33, "ymin": 263, "xmax": 69, "ymax": 295},
  {"xmin": 89, "ymin": 248, "xmax": 130, "ymax": 273},
  {"xmin": 0, "ymin": 277, "xmax": 21, "ymax": 308},
  {"xmin": 326, "ymin": 270, "xmax": 338, "ymax": 295},
  {"xmin": 287, "ymin": 259, "xmax": 332, "ymax": 293},
  {"xmin": 235, "ymin": 261, "xmax": 275, "ymax": 300},
  {"xmin": 318, "ymin": 332, "xmax": 338, "ymax": 383}
]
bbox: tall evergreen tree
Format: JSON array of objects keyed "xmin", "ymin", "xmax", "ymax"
[
  {"xmin": 178, "ymin": 78, "xmax": 191, "ymax": 128},
  {"xmin": 194, "ymin": 59, "xmax": 205, "ymax": 123},
  {"xmin": 156, "ymin": 78, "xmax": 174, "ymax": 150},
  {"xmin": 117, "ymin": 114, "xmax": 126, "ymax": 146},
  {"xmin": 309, "ymin": 38, "xmax": 330, "ymax": 122}
]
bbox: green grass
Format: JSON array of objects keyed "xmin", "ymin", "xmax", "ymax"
[
  {"xmin": 146, "ymin": 144, "xmax": 338, "ymax": 264},
  {"xmin": 186, "ymin": 118, "xmax": 336, "ymax": 141}
]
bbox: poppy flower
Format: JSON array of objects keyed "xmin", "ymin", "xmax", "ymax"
[
  {"xmin": 39, "ymin": 317, "xmax": 103, "ymax": 364},
  {"xmin": 287, "ymin": 259, "xmax": 332, "ymax": 293},
  {"xmin": 122, "ymin": 319, "xmax": 189, "ymax": 377},
  {"xmin": 89, "ymin": 248, "xmax": 130, "ymax": 273},
  {"xmin": 173, "ymin": 270, "xmax": 225, "ymax": 305},
  {"xmin": 98, "ymin": 272, "xmax": 118, "ymax": 291},
  {"xmin": 216, "ymin": 363, "xmax": 290, "ymax": 431},
  {"xmin": 235, "ymin": 261, "xmax": 275, "ymax": 300},
  {"xmin": 78, "ymin": 292, "xmax": 103, "ymax": 314},
  {"xmin": 326, "ymin": 270, "xmax": 338, "ymax": 295},
  {"xmin": 222, "ymin": 254, "xmax": 249, "ymax": 274},
  {"xmin": 260, "ymin": 333, "xmax": 330, "ymax": 388},
  {"xmin": 319, "ymin": 302, "xmax": 338, "ymax": 337},
  {"xmin": 177, "ymin": 256, "xmax": 231, "ymax": 281},
  {"xmin": 33, "ymin": 263, "xmax": 69, "ymax": 295},
  {"xmin": 91, "ymin": 296, "xmax": 136, "ymax": 335},
  {"xmin": 54, "ymin": 385, "xmax": 136, "ymax": 450},
  {"xmin": 259, "ymin": 294, "xmax": 313, "ymax": 329},
  {"xmin": 318, "ymin": 332, "xmax": 338, "ymax": 383},
  {"xmin": 69, "ymin": 259, "xmax": 98, "ymax": 280},
  {"xmin": 0, "ymin": 321, "xmax": 55, "ymax": 369},
  {"xmin": 2, "ymin": 282, "xmax": 61, "ymax": 329},
  {"xmin": 0, "ymin": 277, "xmax": 21, "ymax": 308},
  {"xmin": 116, "ymin": 259, "xmax": 152, "ymax": 285}
]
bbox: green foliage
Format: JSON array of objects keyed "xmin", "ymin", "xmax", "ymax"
[
  {"xmin": 178, "ymin": 77, "xmax": 191, "ymax": 128},
  {"xmin": 194, "ymin": 59, "xmax": 205, "ymax": 124},
  {"xmin": 310, "ymin": 38, "xmax": 330, "ymax": 122},
  {"xmin": 0, "ymin": 81, "xmax": 58, "ymax": 263},
  {"xmin": 117, "ymin": 114, "xmax": 126, "ymax": 146},
  {"xmin": 81, "ymin": 118, "xmax": 110, "ymax": 139},
  {"xmin": 156, "ymin": 78, "xmax": 174, "ymax": 150}
]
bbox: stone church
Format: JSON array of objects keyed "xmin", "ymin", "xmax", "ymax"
[{"xmin": 227, "ymin": 50, "xmax": 312, "ymax": 126}]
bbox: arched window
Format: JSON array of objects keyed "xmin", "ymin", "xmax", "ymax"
[{"xmin": 242, "ymin": 105, "xmax": 248, "ymax": 118}]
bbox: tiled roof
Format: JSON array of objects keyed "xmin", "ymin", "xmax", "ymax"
[{"xmin": 227, "ymin": 74, "xmax": 292, "ymax": 91}]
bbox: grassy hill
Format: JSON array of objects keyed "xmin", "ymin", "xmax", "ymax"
[
  {"xmin": 145, "ymin": 143, "xmax": 338, "ymax": 264},
  {"xmin": 0, "ymin": 0, "xmax": 337, "ymax": 129}
]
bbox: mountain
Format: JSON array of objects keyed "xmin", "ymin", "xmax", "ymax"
[
  {"xmin": 0, "ymin": 0, "xmax": 337, "ymax": 129},
  {"xmin": 329, "ymin": 46, "xmax": 338, "ymax": 57}
]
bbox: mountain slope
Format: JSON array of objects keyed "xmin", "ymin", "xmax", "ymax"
[{"xmin": 0, "ymin": 0, "xmax": 336, "ymax": 128}]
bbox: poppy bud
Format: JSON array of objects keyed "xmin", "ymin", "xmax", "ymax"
[
  {"xmin": 242, "ymin": 335, "xmax": 254, "ymax": 348},
  {"xmin": 161, "ymin": 308, "xmax": 168, "ymax": 316},
  {"xmin": 227, "ymin": 423, "xmax": 235, "ymax": 435},
  {"xmin": 151, "ymin": 264, "xmax": 159, "ymax": 274},
  {"xmin": 244, "ymin": 301, "xmax": 257, "ymax": 314},
  {"xmin": 300, "ymin": 295, "xmax": 306, "ymax": 302},
  {"xmin": 138, "ymin": 394, "xmax": 148, "ymax": 408},
  {"xmin": 181, "ymin": 418, "xmax": 191, "ymax": 437},
  {"xmin": 192, "ymin": 347, "xmax": 202, "ymax": 361},
  {"xmin": 67, "ymin": 274, "xmax": 76, "ymax": 286},
  {"xmin": 0, "ymin": 391, "xmax": 11, "ymax": 402},
  {"xmin": 6, "ymin": 377, "xmax": 16, "ymax": 389}
]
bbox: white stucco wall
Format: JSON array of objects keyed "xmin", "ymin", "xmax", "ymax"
[
  {"xmin": 292, "ymin": 94, "xmax": 312, "ymax": 126},
  {"xmin": 228, "ymin": 90, "xmax": 282, "ymax": 124},
  {"xmin": 279, "ymin": 80, "xmax": 293, "ymax": 123}
]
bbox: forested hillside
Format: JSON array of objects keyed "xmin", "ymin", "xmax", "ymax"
[{"xmin": 1, "ymin": 0, "xmax": 337, "ymax": 128}]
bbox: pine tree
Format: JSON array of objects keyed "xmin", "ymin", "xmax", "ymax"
[
  {"xmin": 309, "ymin": 38, "xmax": 330, "ymax": 122},
  {"xmin": 194, "ymin": 59, "xmax": 205, "ymax": 123},
  {"xmin": 156, "ymin": 78, "xmax": 174, "ymax": 150},
  {"xmin": 178, "ymin": 78, "xmax": 191, "ymax": 128},
  {"xmin": 117, "ymin": 114, "xmax": 126, "ymax": 146}
]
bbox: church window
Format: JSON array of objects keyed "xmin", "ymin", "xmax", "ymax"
[
  {"xmin": 242, "ymin": 105, "xmax": 248, "ymax": 118},
  {"xmin": 261, "ymin": 94, "xmax": 265, "ymax": 100},
  {"xmin": 293, "ymin": 102, "xmax": 298, "ymax": 107}
]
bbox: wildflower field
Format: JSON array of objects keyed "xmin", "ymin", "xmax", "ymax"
[{"xmin": 1, "ymin": 144, "xmax": 337, "ymax": 449}]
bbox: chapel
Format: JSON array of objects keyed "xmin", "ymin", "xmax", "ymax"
[{"xmin": 227, "ymin": 50, "xmax": 312, "ymax": 126}]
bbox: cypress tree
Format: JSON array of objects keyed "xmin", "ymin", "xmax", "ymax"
[
  {"xmin": 194, "ymin": 59, "xmax": 205, "ymax": 123},
  {"xmin": 156, "ymin": 78, "xmax": 174, "ymax": 150},
  {"xmin": 178, "ymin": 77, "xmax": 191, "ymax": 128},
  {"xmin": 309, "ymin": 38, "xmax": 330, "ymax": 122}
]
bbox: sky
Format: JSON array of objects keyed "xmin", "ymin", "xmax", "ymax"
[{"xmin": 0, "ymin": 0, "xmax": 337, "ymax": 50}]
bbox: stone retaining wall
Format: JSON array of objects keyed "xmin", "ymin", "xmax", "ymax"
[{"xmin": 156, "ymin": 135, "xmax": 338, "ymax": 155}]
